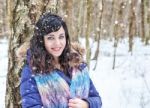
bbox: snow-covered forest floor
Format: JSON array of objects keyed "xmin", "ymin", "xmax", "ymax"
[{"xmin": 0, "ymin": 37, "xmax": 150, "ymax": 108}]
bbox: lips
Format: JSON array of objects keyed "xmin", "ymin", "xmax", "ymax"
[{"xmin": 52, "ymin": 47, "xmax": 61, "ymax": 51}]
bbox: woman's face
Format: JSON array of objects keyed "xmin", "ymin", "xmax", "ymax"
[{"xmin": 44, "ymin": 26, "xmax": 66, "ymax": 60}]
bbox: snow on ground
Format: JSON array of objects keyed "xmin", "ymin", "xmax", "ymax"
[
  {"xmin": 0, "ymin": 38, "xmax": 8, "ymax": 108},
  {"xmin": 0, "ymin": 37, "xmax": 150, "ymax": 108},
  {"xmin": 89, "ymin": 38, "xmax": 150, "ymax": 108}
]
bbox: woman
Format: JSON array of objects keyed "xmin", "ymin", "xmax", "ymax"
[{"xmin": 20, "ymin": 12, "xmax": 102, "ymax": 108}]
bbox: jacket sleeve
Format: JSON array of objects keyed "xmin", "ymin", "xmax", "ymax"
[
  {"xmin": 20, "ymin": 65, "xmax": 43, "ymax": 108},
  {"xmin": 79, "ymin": 63, "xmax": 102, "ymax": 108},
  {"xmin": 84, "ymin": 79, "xmax": 102, "ymax": 108}
]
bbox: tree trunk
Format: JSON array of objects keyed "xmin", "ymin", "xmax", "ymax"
[
  {"xmin": 128, "ymin": 0, "xmax": 136, "ymax": 52},
  {"xmin": 0, "ymin": 0, "xmax": 7, "ymax": 37},
  {"xmin": 5, "ymin": 0, "xmax": 58, "ymax": 107},
  {"xmin": 141, "ymin": 0, "xmax": 145, "ymax": 42},
  {"xmin": 92, "ymin": 0, "xmax": 103, "ymax": 70},
  {"xmin": 86, "ymin": 0, "xmax": 93, "ymax": 66},
  {"xmin": 74, "ymin": 0, "xmax": 83, "ymax": 41},
  {"xmin": 63, "ymin": 0, "xmax": 74, "ymax": 40},
  {"xmin": 112, "ymin": 0, "xmax": 124, "ymax": 69},
  {"xmin": 145, "ymin": 0, "xmax": 150, "ymax": 45}
]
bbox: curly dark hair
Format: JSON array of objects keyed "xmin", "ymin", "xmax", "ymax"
[{"xmin": 30, "ymin": 12, "xmax": 71, "ymax": 74}]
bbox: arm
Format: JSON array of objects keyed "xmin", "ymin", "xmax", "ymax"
[
  {"xmin": 68, "ymin": 79, "xmax": 102, "ymax": 108},
  {"xmin": 79, "ymin": 63, "xmax": 102, "ymax": 108},
  {"xmin": 84, "ymin": 79, "xmax": 102, "ymax": 108},
  {"xmin": 69, "ymin": 63, "xmax": 102, "ymax": 108},
  {"xmin": 20, "ymin": 65, "xmax": 43, "ymax": 108}
]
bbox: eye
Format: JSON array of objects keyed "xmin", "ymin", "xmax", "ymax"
[
  {"xmin": 59, "ymin": 35, "xmax": 65, "ymax": 39},
  {"xmin": 47, "ymin": 36, "xmax": 54, "ymax": 40}
]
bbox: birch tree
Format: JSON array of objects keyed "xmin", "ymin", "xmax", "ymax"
[
  {"xmin": 5, "ymin": 0, "xmax": 58, "ymax": 107},
  {"xmin": 112, "ymin": 0, "xmax": 124, "ymax": 69},
  {"xmin": 92, "ymin": 0, "xmax": 103, "ymax": 70},
  {"xmin": 128, "ymin": 0, "xmax": 136, "ymax": 52},
  {"xmin": 144, "ymin": 0, "xmax": 150, "ymax": 45},
  {"xmin": 86, "ymin": 0, "xmax": 93, "ymax": 66}
]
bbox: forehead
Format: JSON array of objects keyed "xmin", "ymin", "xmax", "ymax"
[{"xmin": 46, "ymin": 26, "xmax": 65, "ymax": 36}]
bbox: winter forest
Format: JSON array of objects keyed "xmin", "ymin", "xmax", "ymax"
[{"xmin": 0, "ymin": 0, "xmax": 150, "ymax": 108}]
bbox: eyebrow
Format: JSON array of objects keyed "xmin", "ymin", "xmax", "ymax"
[
  {"xmin": 47, "ymin": 33, "xmax": 65, "ymax": 37},
  {"xmin": 59, "ymin": 33, "xmax": 65, "ymax": 36}
]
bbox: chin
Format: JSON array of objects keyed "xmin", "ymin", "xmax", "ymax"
[{"xmin": 53, "ymin": 53, "xmax": 62, "ymax": 57}]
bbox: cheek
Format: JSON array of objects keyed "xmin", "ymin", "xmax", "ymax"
[
  {"xmin": 63, "ymin": 41, "xmax": 67, "ymax": 50},
  {"xmin": 64, "ymin": 40, "xmax": 66, "ymax": 46},
  {"xmin": 44, "ymin": 41, "xmax": 51, "ymax": 51},
  {"xmin": 63, "ymin": 39, "xmax": 67, "ymax": 46}
]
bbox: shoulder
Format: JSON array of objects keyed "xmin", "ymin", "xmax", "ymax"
[
  {"xmin": 20, "ymin": 65, "xmax": 43, "ymax": 107},
  {"xmin": 20, "ymin": 65, "xmax": 38, "ymax": 94}
]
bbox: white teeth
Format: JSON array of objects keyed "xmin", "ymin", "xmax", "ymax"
[{"xmin": 52, "ymin": 47, "xmax": 60, "ymax": 51}]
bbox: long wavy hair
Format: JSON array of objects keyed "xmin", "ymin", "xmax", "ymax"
[{"xmin": 30, "ymin": 12, "xmax": 71, "ymax": 74}]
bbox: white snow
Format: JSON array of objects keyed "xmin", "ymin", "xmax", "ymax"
[
  {"xmin": 0, "ymin": 37, "xmax": 8, "ymax": 108},
  {"xmin": 0, "ymin": 37, "xmax": 150, "ymax": 108}
]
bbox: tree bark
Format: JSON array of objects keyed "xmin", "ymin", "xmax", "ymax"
[
  {"xmin": 63, "ymin": 0, "xmax": 74, "ymax": 40},
  {"xmin": 112, "ymin": 0, "xmax": 124, "ymax": 69},
  {"xmin": 141, "ymin": 0, "xmax": 145, "ymax": 42},
  {"xmin": 92, "ymin": 0, "xmax": 103, "ymax": 70},
  {"xmin": 145, "ymin": 0, "xmax": 150, "ymax": 45},
  {"xmin": 128, "ymin": 0, "xmax": 136, "ymax": 52},
  {"xmin": 86, "ymin": 0, "xmax": 93, "ymax": 66}
]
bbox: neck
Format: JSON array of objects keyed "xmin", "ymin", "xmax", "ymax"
[
  {"xmin": 54, "ymin": 57, "xmax": 59, "ymax": 64},
  {"xmin": 53, "ymin": 57, "xmax": 61, "ymax": 69}
]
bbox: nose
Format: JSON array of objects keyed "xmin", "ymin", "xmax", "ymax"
[{"xmin": 54, "ymin": 38, "xmax": 60, "ymax": 46}]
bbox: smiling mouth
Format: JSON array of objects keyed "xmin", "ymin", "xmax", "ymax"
[{"xmin": 52, "ymin": 47, "xmax": 61, "ymax": 51}]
